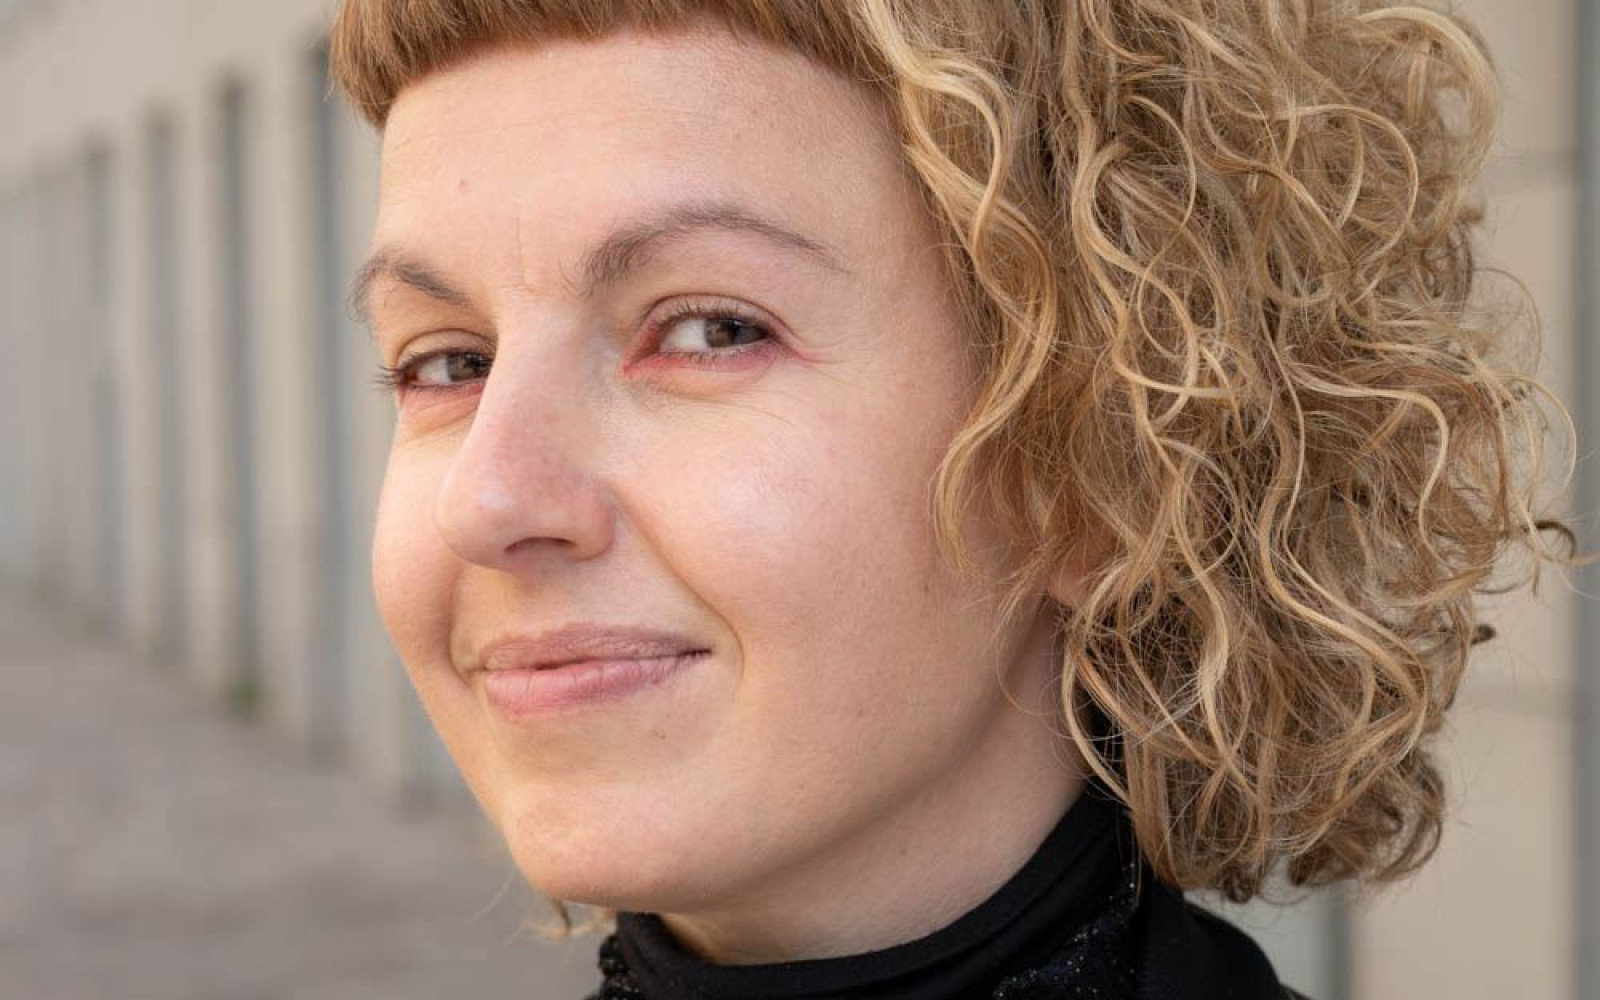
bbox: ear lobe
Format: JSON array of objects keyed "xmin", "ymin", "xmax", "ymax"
[
  {"xmin": 1046, "ymin": 560, "xmax": 1090, "ymax": 609},
  {"xmin": 1045, "ymin": 531, "xmax": 1112, "ymax": 610}
]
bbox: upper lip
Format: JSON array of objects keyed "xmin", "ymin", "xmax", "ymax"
[{"xmin": 476, "ymin": 623, "xmax": 708, "ymax": 672}]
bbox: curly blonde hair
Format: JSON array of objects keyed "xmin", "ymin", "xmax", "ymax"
[{"xmin": 332, "ymin": 0, "xmax": 1582, "ymax": 910}]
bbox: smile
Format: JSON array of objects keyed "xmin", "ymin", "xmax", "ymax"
[{"xmin": 478, "ymin": 651, "xmax": 709, "ymax": 717}]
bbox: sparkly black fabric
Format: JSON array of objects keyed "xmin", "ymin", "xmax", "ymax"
[{"xmin": 581, "ymin": 780, "xmax": 1302, "ymax": 1000}]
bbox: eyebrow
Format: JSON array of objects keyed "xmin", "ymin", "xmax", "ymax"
[
  {"xmin": 349, "ymin": 200, "xmax": 848, "ymax": 327},
  {"xmin": 349, "ymin": 252, "xmax": 468, "ymax": 326}
]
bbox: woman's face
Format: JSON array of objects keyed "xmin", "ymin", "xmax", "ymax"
[{"xmin": 368, "ymin": 25, "xmax": 1072, "ymax": 940}]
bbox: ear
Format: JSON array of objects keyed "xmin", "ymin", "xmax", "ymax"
[
  {"xmin": 1044, "ymin": 530, "xmax": 1111, "ymax": 610},
  {"xmin": 1046, "ymin": 559, "xmax": 1090, "ymax": 610}
]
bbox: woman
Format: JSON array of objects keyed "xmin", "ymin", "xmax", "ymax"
[{"xmin": 331, "ymin": 1, "xmax": 1577, "ymax": 997}]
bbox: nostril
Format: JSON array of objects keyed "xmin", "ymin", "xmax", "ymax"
[
  {"xmin": 427, "ymin": 387, "xmax": 618, "ymax": 568},
  {"xmin": 434, "ymin": 463, "xmax": 617, "ymax": 569}
]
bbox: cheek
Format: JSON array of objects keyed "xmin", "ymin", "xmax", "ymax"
[
  {"xmin": 372, "ymin": 447, "xmax": 514, "ymax": 814},
  {"xmin": 371, "ymin": 448, "xmax": 459, "ymax": 675},
  {"xmin": 632, "ymin": 397, "xmax": 978, "ymax": 715}
]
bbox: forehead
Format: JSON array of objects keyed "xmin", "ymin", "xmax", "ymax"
[{"xmin": 373, "ymin": 27, "xmax": 919, "ymax": 283}]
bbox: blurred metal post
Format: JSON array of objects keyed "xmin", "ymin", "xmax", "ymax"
[
  {"xmin": 146, "ymin": 113, "xmax": 189, "ymax": 668},
  {"xmin": 308, "ymin": 41, "xmax": 352, "ymax": 762},
  {"xmin": 217, "ymin": 79, "xmax": 264, "ymax": 713},
  {"xmin": 87, "ymin": 143, "xmax": 123, "ymax": 637},
  {"xmin": 1575, "ymin": 0, "xmax": 1600, "ymax": 995}
]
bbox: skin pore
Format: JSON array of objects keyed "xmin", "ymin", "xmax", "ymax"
[{"xmin": 366, "ymin": 23, "xmax": 1094, "ymax": 965}]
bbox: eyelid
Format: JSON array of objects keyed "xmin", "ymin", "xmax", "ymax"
[
  {"xmin": 374, "ymin": 296, "xmax": 785, "ymax": 397},
  {"xmin": 371, "ymin": 340, "xmax": 493, "ymax": 395},
  {"xmin": 638, "ymin": 294, "xmax": 781, "ymax": 351}
]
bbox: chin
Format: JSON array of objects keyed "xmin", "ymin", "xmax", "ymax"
[{"xmin": 492, "ymin": 787, "xmax": 743, "ymax": 915}]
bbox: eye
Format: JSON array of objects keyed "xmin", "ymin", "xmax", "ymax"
[
  {"xmin": 659, "ymin": 314, "xmax": 769, "ymax": 354},
  {"xmin": 647, "ymin": 298, "xmax": 777, "ymax": 369},
  {"xmin": 370, "ymin": 349, "xmax": 492, "ymax": 395}
]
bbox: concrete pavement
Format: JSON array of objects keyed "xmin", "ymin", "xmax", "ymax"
[{"xmin": 0, "ymin": 594, "xmax": 601, "ymax": 1000}]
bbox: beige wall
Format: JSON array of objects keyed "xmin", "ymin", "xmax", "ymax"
[
  {"xmin": 0, "ymin": 2, "xmax": 1589, "ymax": 997},
  {"xmin": 0, "ymin": 0, "xmax": 418, "ymax": 793},
  {"xmin": 1345, "ymin": 0, "xmax": 1586, "ymax": 997}
]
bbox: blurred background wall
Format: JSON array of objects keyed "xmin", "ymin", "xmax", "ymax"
[{"xmin": 0, "ymin": 1, "xmax": 1593, "ymax": 998}]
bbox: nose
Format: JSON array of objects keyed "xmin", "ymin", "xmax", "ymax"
[{"xmin": 432, "ymin": 343, "xmax": 616, "ymax": 573}]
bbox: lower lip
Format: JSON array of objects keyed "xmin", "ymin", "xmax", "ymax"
[{"xmin": 479, "ymin": 652, "xmax": 706, "ymax": 717}]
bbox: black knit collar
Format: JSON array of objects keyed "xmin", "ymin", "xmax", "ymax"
[{"xmin": 591, "ymin": 782, "xmax": 1146, "ymax": 1000}]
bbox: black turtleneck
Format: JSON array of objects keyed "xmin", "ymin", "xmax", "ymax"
[{"xmin": 586, "ymin": 781, "xmax": 1298, "ymax": 1000}]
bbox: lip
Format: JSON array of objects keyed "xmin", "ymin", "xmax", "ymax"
[{"xmin": 474, "ymin": 624, "xmax": 710, "ymax": 716}]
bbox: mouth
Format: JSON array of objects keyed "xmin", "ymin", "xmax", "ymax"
[
  {"xmin": 528, "ymin": 651, "xmax": 706, "ymax": 671},
  {"xmin": 478, "ymin": 624, "xmax": 708, "ymax": 672},
  {"xmin": 472, "ymin": 623, "xmax": 711, "ymax": 716},
  {"xmin": 478, "ymin": 649, "xmax": 711, "ymax": 716}
]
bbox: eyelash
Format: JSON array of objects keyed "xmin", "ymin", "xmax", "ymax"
[{"xmin": 368, "ymin": 298, "xmax": 776, "ymax": 396}]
